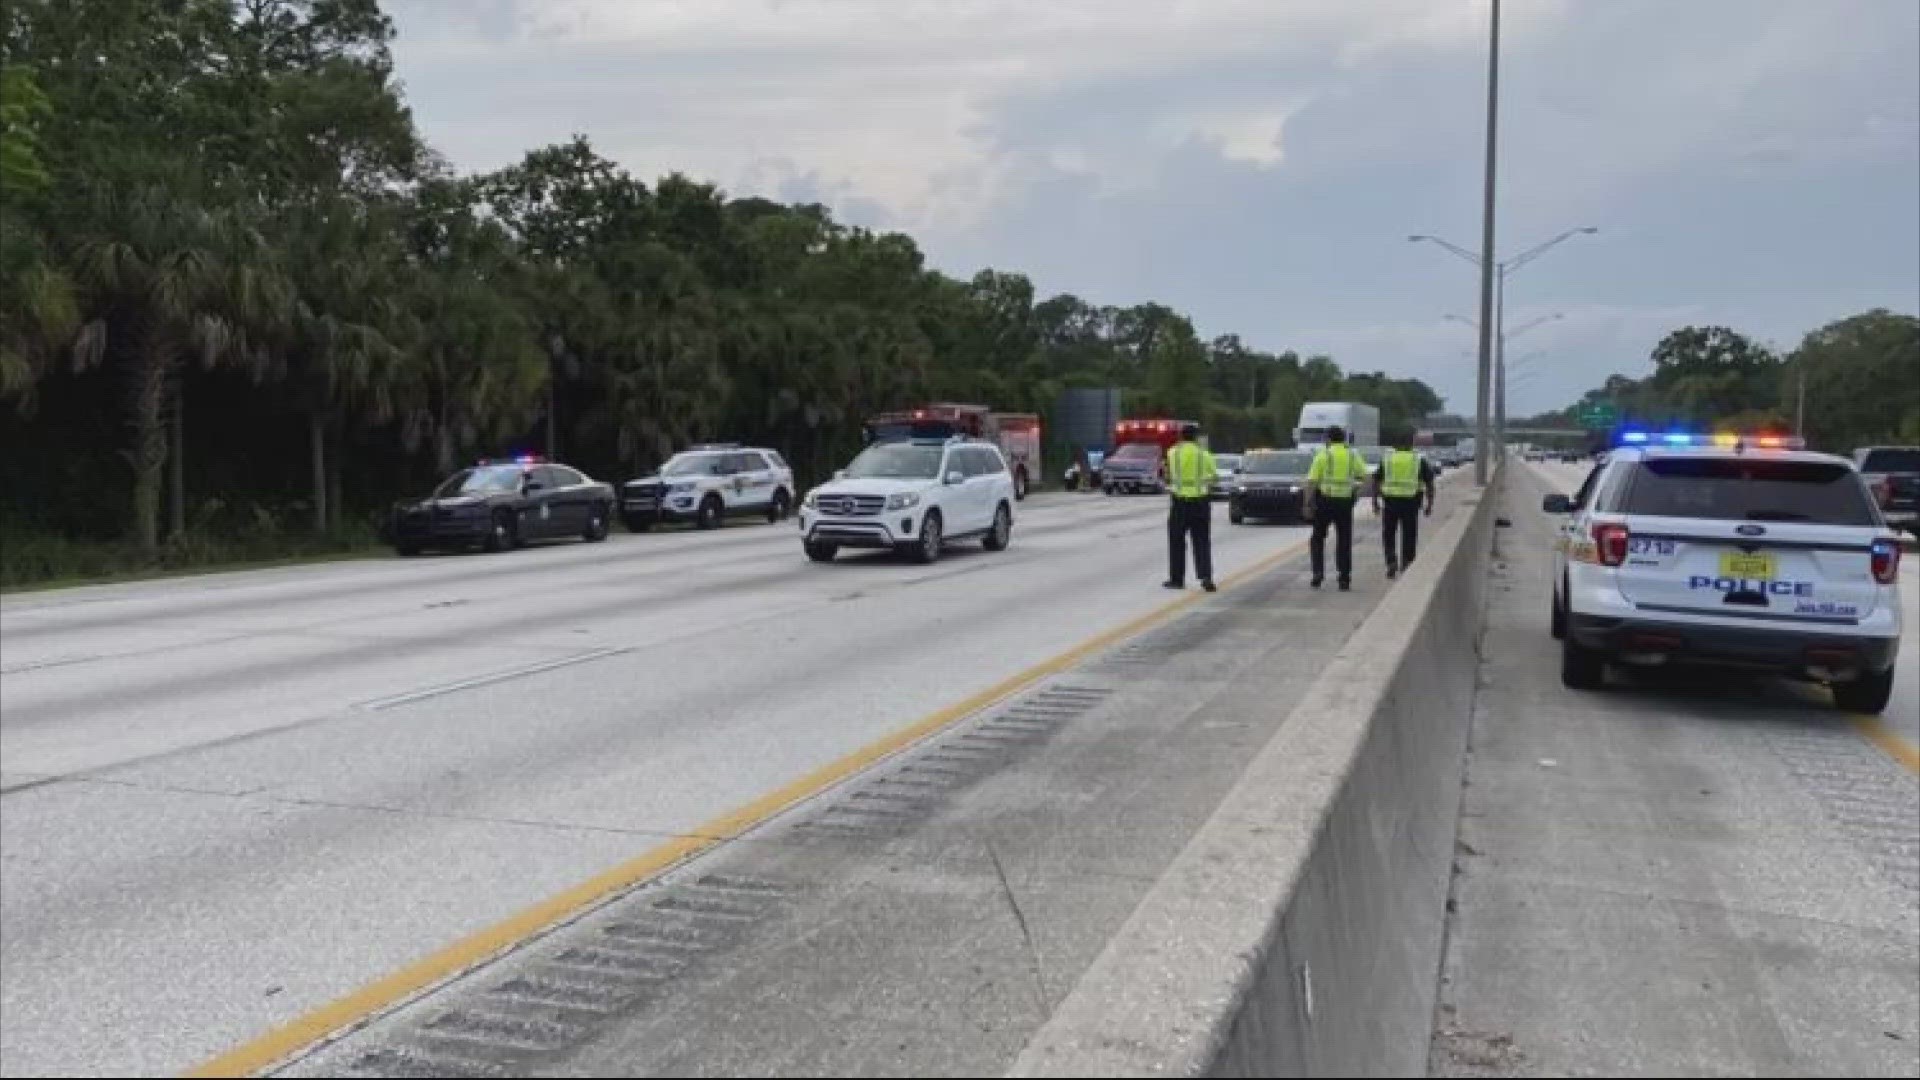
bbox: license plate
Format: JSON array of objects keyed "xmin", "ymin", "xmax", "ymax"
[{"xmin": 1719, "ymin": 552, "xmax": 1776, "ymax": 580}]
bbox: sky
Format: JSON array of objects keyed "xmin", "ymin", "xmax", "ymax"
[{"xmin": 385, "ymin": 0, "xmax": 1920, "ymax": 417}]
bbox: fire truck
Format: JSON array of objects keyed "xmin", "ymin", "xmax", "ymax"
[
  {"xmin": 863, "ymin": 403, "xmax": 1043, "ymax": 500},
  {"xmin": 1100, "ymin": 418, "xmax": 1195, "ymax": 495}
]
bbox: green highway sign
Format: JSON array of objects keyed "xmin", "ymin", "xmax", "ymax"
[{"xmin": 1578, "ymin": 404, "xmax": 1617, "ymax": 428}]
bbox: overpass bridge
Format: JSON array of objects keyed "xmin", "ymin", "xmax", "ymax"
[{"xmin": 1419, "ymin": 425, "xmax": 1592, "ymax": 439}]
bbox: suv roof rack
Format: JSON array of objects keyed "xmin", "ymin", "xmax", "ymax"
[{"xmin": 687, "ymin": 442, "xmax": 742, "ymax": 451}]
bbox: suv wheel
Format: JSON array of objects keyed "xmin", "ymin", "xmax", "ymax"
[
  {"xmin": 1228, "ymin": 504, "xmax": 1244, "ymax": 525},
  {"xmin": 1560, "ymin": 635, "xmax": 1605, "ymax": 690},
  {"xmin": 804, "ymin": 539, "xmax": 838, "ymax": 563},
  {"xmin": 982, "ymin": 503, "xmax": 1011, "ymax": 551},
  {"xmin": 910, "ymin": 510, "xmax": 943, "ymax": 564},
  {"xmin": 1833, "ymin": 665, "xmax": 1895, "ymax": 713},
  {"xmin": 696, "ymin": 494, "xmax": 723, "ymax": 531},
  {"xmin": 768, "ymin": 488, "xmax": 792, "ymax": 523},
  {"xmin": 1013, "ymin": 468, "xmax": 1028, "ymax": 501}
]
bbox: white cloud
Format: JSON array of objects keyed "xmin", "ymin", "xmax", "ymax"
[
  {"xmin": 1180, "ymin": 111, "xmax": 1292, "ymax": 168},
  {"xmin": 396, "ymin": 0, "xmax": 1565, "ymax": 227}
]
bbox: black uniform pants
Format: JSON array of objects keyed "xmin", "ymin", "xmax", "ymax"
[
  {"xmin": 1310, "ymin": 495, "xmax": 1355, "ymax": 579},
  {"xmin": 1167, "ymin": 497, "xmax": 1213, "ymax": 584},
  {"xmin": 1381, "ymin": 495, "xmax": 1422, "ymax": 568}
]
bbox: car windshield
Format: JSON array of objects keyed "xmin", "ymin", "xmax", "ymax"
[
  {"xmin": 1110, "ymin": 443, "xmax": 1161, "ymax": 462},
  {"xmin": 1241, "ymin": 451, "xmax": 1313, "ymax": 475},
  {"xmin": 846, "ymin": 443, "xmax": 944, "ymax": 479},
  {"xmin": 662, "ymin": 453, "xmax": 725, "ymax": 477},
  {"xmin": 433, "ymin": 465, "xmax": 525, "ymax": 497},
  {"xmin": 1860, "ymin": 448, "xmax": 1920, "ymax": 473},
  {"xmin": 1624, "ymin": 458, "xmax": 1878, "ymax": 525}
]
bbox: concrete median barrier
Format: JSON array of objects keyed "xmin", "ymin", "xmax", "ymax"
[{"xmin": 1011, "ymin": 468, "xmax": 1502, "ymax": 1078}]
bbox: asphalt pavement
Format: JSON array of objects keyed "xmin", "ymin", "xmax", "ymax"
[
  {"xmin": 0, "ymin": 487, "xmax": 1432, "ymax": 1077},
  {"xmin": 1430, "ymin": 461, "xmax": 1919, "ymax": 1078}
]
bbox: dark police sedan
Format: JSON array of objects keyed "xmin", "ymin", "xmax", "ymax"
[
  {"xmin": 1228, "ymin": 449, "xmax": 1316, "ymax": 525},
  {"xmin": 389, "ymin": 457, "xmax": 616, "ymax": 555}
]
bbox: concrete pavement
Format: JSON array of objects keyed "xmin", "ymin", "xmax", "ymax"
[
  {"xmin": 1, "ymin": 485, "xmax": 1438, "ymax": 1077},
  {"xmin": 1430, "ymin": 461, "xmax": 1919, "ymax": 1078}
]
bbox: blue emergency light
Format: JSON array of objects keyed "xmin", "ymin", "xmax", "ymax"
[{"xmin": 1614, "ymin": 429, "xmax": 1702, "ymax": 447}]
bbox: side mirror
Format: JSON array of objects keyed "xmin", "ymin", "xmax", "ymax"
[
  {"xmin": 833, "ymin": 469, "xmax": 848, "ymax": 480},
  {"xmin": 1542, "ymin": 493, "xmax": 1572, "ymax": 514},
  {"xmin": 946, "ymin": 470, "xmax": 966, "ymax": 485}
]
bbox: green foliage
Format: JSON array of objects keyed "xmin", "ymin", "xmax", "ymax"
[
  {"xmin": 1556, "ymin": 313, "xmax": 1919, "ymax": 450},
  {"xmin": 0, "ymin": 64, "xmax": 53, "ymax": 199},
  {"xmin": 1790, "ymin": 309, "xmax": 1920, "ymax": 450}
]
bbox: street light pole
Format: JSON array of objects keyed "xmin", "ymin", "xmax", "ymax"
[
  {"xmin": 1472, "ymin": 0, "xmax": 1502, "ymax": 486},
  {"xmin": 1494, "ymin": 269, "xmax": 1507, "ymax": 460}
]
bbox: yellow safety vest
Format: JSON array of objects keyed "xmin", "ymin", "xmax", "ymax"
[
  {"xmin": 1381, "ymin": 450, "xmax": 1421, "ymax": 498},
  {"xmin": 1167, "ymin": 441, "xmax": 1214, "ymax": 499},
  {"xmin": 1311, "ymin": 444, "xmax": 1358, "ymax": 498}
]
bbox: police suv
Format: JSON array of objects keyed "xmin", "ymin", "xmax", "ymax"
[
  {"xmin": 798, "ymin": 437, "xmax": 1016, "ymax": 564},
  {"xmin": 620, "ymin": 444, "xmax": 795, "ymax": 532},
  {"xmin": 1543, "ymin": 432, "xmax": 1903, "ymax": 713}
]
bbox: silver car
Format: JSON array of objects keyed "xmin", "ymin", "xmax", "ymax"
[{"xmin": 1211, "ymin": 453, "xmax": 1242, "ymax": 500}]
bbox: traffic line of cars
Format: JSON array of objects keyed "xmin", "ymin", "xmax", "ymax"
[
  {"xmin": 386, "ymin": 437, "xmax": 1021, "ymax": 568},
  {"xmin": 1539, "ymin": 432, "xmax": 1906, "ymax": 713},
  {"xmin": 386, "ymin": 445, "xmax": 796, "ymax": 557}
]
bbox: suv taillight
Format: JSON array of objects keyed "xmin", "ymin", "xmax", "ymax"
[
  {"xmin": 1871, "ymin": 539, "xmax": 1901, "ymax": 585},
  {"xmin": 1593, "ymin": 523, "xmax": 1630, "ymax": 567}
]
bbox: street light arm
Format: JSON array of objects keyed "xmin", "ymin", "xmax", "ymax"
[
  {"xmin": 1505, "ymin": 312, "xmax": 1564, "ymax": 341},
  {"xmin": 1408, "ymin": 234, "xmax": 1485, "ymax": 269},
  {"xmin": 1502, "ymin": 226, "xmax": 1599, "ymax": 275}
]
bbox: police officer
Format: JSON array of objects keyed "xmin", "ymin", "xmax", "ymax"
[
  {"xmin": 1304, "ymin": 425, "xmax": 1360, "ymax": 590},
  {"xmin": 1164, "ymin": 422, "xmax": 1218, "ymax": 592},
  {"xmin": 1371, "ymin": 431, "xmax": 1436, "ymax": 579}
]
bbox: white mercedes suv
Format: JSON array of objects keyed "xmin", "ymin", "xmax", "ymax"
[
  {"xmin": 799, "ymin": 438, "xmax": 1016, "ymax": 564},
  {"xmin": 1543, "ymin": 434, "xmax": 1903, "ymax": 712}
]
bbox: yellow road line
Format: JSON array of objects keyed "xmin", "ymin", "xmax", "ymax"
[
  {"xmin": 1851, "ymin": 714, "xmax": 1920, "ymax": 774},
  {"xmin": 186, "ymin": 534, "xmax": 1314, "ymax": 1078}
]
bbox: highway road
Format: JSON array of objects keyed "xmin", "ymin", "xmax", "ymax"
[
  {"xmin": 1, "ymin": 489, "xmax": 1383, "ymax": 1077},
  {"xmin": 1432, "ymin": 461, "xmax": 1919, "ymax": 1077}
]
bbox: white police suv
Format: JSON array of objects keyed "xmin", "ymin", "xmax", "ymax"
[
  {"xmin": 1543, "ymin": 431, "xmax": 1903, "ymax": 712},
  {"xmin": 799, "ymin": 437, "xmax": 1016, "ymax": 564},
  {"xmin": 621, "ymin": 444, "xmax": 795, "ymax": 532}
]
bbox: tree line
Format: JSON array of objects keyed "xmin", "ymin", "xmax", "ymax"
[
  {"xmin": 1536, "ymin": 314, "xmax": 1920, "ymax": 450},
  {"xmin": 2, "ymin": 0, "xmax": 1447, "ymax": 563}
]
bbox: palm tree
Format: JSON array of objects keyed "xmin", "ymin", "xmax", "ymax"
[
  {"xmin": 258, "ymin": 197, "xmax": 408, "ymax": 533},
  {"xmin": 65, "ymin": 182, "xmax": 291, "ymax": 551}
]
